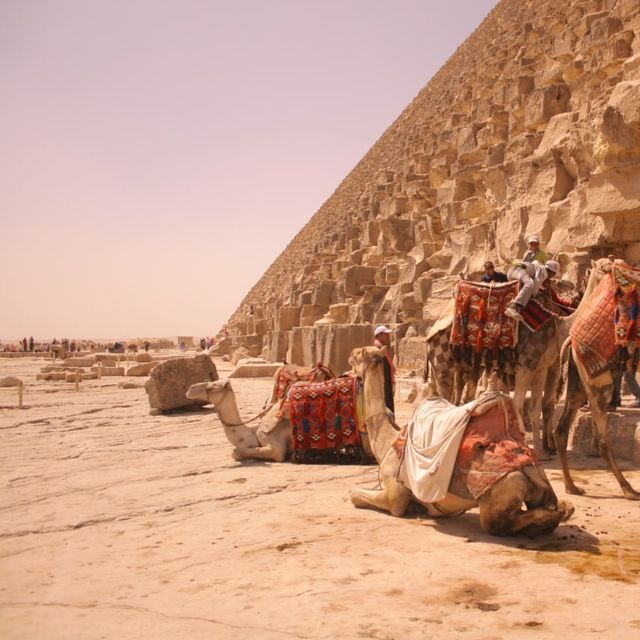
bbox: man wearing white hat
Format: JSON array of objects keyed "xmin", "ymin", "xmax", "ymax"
[
  {"xmin": 522, "ymin": 235, "xmax": 548, "ymax": 264},
  {"xmin": 373, "ymin": 325, "xmax": 395, "ymax": 414},
  {"xmin": 505, "ymin": 260, "xmax": 560, "ymax": 321}
]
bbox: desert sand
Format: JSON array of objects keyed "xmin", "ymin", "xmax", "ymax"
[{"xmin": 1, "ymin": 355, "xmax": 639, "ymax": 640}]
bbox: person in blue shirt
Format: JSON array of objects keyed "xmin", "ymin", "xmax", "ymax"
[{"xmin": 481, "ymin": 261, "xmax": 508, "ymax": 283}]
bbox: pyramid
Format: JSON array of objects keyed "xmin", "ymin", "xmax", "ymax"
[{"xmin": 222, "ymin": 0, "xmax": 640, "ymax": 373}]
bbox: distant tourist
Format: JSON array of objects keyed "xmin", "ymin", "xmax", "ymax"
[
  {"xmin": 29, "ymin": 336, "xmax": 34, "ymax": 352},
  {"xmin": 22, "ymin": 337, "xmax": 27, "ymax": 352},
  {"xmin": 373, "ymin": 325, "xmax": 395, "ymax": 415},
  {"xmin": 481, "ymin": 261, "xmax": 507, "ymax": 283}
]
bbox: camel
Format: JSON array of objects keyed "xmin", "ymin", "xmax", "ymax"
[
  {"xmin": 186, "ymin": 377, "xmax": 372, "ymax": 463},
  {"xmin": 425, "ymin": 275, "xmax": 599, "ymax": 458},
  {"xmin": 552, "ymin": 259, "xmax": 640, "ymax": 500},
  {"xmin": 349, "ymin": 345, "xmax": 574, "ymax": 536}
]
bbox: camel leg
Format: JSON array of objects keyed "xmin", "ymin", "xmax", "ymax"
[
  {"xmin": 351, "ymin": 478, "xmax": 412, "ymax": 517},
  {"xmin": 541, "ymin": 365, "xmax": 560, "ymax": 454},
  {"xmin": 232, "ymin": 444, "xmax": 288, "ymax": 463},
  {"xmin": 590, "ymin": 401, "xmax": 640, "ymax": 500},
  {"xmin": 513, "ymin": 366, "xmax": 533, "ymax": 434},
  {"xmin": 553, "ymin": 354, "xmax": 588, "ymax": 495},
  {"xmin": 528, "ymin": 370, "xmax": 547, "ymax": 458}
]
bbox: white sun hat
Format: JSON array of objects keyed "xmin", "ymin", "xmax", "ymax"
[{"xmin": 374, "ymin": 325, "xmax": 392, "ymax": 336}]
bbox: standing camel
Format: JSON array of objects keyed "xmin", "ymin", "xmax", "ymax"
[
  {"xmin": 425, "ymin": 274, "xmax": 602, "ymax": 457},
  {"xmin": 553, "ymin": 259, "xmax": 640, "ymax": 500},
  {"xmin": 349, "ymin": 345, "xmax": 574, "ymax": 536}
]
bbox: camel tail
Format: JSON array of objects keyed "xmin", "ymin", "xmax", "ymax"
[{"xmin": 555, "ymin": 338, "xmax": 573, "ymax": 402}]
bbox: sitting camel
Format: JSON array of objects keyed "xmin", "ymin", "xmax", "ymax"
[
  {"xmin": 350, "ymin": 345, "xmax": 574, "ymax": 536},
  {"xmin": 187, "ymin": 377, "xmax": 372, "ymax": 463}
]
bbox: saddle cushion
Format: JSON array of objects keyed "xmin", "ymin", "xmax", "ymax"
[
  {"xmin": 288, "ymin": 376, "xmax": 361, "ymax": 461},
  {"xmin": 451, "ymin": 280, "xmax": 518, "ymax": 354},
  {"xmin": 450, "ymin": 401, "xmax": 536, "ymax": 500},
  {"xmin": 398, "ymin": 393, "xmax": 536, "ymax": 503}
]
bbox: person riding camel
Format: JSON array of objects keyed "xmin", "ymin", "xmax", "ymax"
[
  {"xmin": 481, "ymin": 260, "xmax": 508, "ymax": 283},
  {"xmin": 505, "ymin": 259, "xmax": 560, "ymax": 321},
  {"xmin": 522, "ymin": 235, "xmax": 548, "ymax": 263}
]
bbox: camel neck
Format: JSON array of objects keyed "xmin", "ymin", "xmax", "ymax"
[
  {"xmin": 363, "ymin": 362, "xmax": 399, "ymax": 462},
  {"xmin": 215, "ymin": 388, "xmax": 259, "ymax": 448}
]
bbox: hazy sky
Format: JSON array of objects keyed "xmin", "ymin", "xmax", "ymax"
[{"xmin": 1, "ymin": 0, "xmax": 497, "ymax": 340}]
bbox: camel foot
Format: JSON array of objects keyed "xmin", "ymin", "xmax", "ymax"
[
  {"xmin": 534, "ymin": 448, "xmax": 552, "ymax": 462},
  {"xmin": 622, "ymin": 487, "xmax": 640, "ymax": 500},
  {"xmin": 565, "ymin": 483, "xmax": 585, "ymax": 496},
  {"xmin": 543, "ymin": 445, "xmax": 557, "ymax": 457},
  {"xmin": 231, "ymin": 449, "xmax": 243, "ymax": 461},
  {"xmin": 557, "ymin": 500, "xmax": 575, "ymax": 522}
]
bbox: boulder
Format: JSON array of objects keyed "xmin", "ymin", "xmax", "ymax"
[
  {"xmin": 0, "ymin": 376, "xmax": 23, "ymax": 387},
  {"xmin": 127, "ymin": 362, "xmax": 157, "ymax": 376},
  {"xmin": 135, "ymin": 353, "xmax": 153, "ymax": 363},
  {"xmin": 64, "ymin": 356, "xmax": 96, "ymax": 367},
  {"xmin": 145, "ymin": 355, "xmax": 218, "ymax": 412}
]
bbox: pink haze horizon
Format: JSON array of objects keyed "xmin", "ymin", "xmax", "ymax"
[{"xmin": 1, "ymin": 0, "xmax": 498, "ymax": 341}]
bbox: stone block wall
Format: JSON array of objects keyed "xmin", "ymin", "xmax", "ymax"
[{"xmin": 223, "ymin": 0, "xmax": 640, "ymax": 371}]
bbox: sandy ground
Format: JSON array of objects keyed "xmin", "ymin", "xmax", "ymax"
[{"xmin": 1, "ymin": 355, "xmax": 639, "ymax": 640}]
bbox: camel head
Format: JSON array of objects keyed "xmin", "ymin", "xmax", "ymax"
[
  {"xmin": 186, "ymin": 379, "xmax": 232, "ymax": 404},
  {"xmin": 348, "ymin": 345, "xmax": 387, "ymax": 380}
]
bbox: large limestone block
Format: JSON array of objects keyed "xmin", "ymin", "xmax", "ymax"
[
  {"xmin": 276, "ymin": 306, "xmax": 301, "ymax": 331},
  {"xmin": 145, "ymin": 355, "xmax": 218, "ymax": 412},
  {"xmin": 602, "ymin": 80, "xmax": 640, "ymax": 150},
  {"xmin": 378, "ymin": 218, "xmax": 415, "ymax": 254},
  {"xmin": 134, "ymin": 353, "xmax": 153, "ymax": 363},
  {"xmin": 300, "ymin": 304, "xmax": 328, "ymax": 327},
  {"xmin": 0, "ymin": 376, "xmax": 23, "ymax": 387},
  {"xmin": 315, "ymin": 324, "xmax": 376, "ymax": 375},
  {"xmin": 228, "ymin": 363, "xmax": 282, "ymax": 379},
  {"xmin": 64, "ymin": 356, "xmax": 96, "ymax": 368},
  {"xmin": 343, "ymin": 265, "xmax": 376, "ymax": 296},
  {"xmin": 312, "ymin": 280, "xmax": 336, "ymax": 307},
  {"xmin": 585, "ymin": 166, "xmax": 640, "ymax": 216},
  {"xmin": 524, "ymin": 84, "xmax": 571, "ymax": 131},
  {"xmin": 266, "ymin": 330, "xmax": 289, "ymax": 362},
  {"xmin": 570, "ymin": 412, "xmax": 638, "ymax": 462},
  {"xmin": 127, "ymin": 362, "xmax": 157, "ymax": 376},
  {"xmin": 97, "ymin": 366, "xmax": 125, "ymax": 377},
  {"xmin": 287, "ymin": 327, "xmax": 318, "ymax": 368}
]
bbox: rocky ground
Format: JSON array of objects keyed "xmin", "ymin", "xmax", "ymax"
[{"xmin": 1, "ymin": 355, "xmax": 639, "ymax": 639}]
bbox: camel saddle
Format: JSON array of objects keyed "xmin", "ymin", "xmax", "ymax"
[
  {"xmin": 396, "ymin": 392, "xmax": 537, "ymax": 502},
  {"xmin": 288, "ymin": 376, "xmax": 365, "ymax": 464},
  {"xmin": 571, "ymin": 262, "xmax": 640, "ymax": 379}
]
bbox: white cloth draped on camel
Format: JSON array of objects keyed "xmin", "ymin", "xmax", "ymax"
[{"xmin": 398, "ymin": 392, "xmax": 503, "ymax": 503}]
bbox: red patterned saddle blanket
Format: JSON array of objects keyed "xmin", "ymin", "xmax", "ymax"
[
  {"xmin": 450, "ymin": 401, "xmax": 536, "ymax": 500},
  {"xmin": 392, "ymin": 400, "xmax": 536, "ymax": 501},
  {"xmin": 288, "ymin": 376, "xmax": 362, "ymax": 463},
  {"xmin": 272, "ymin": 363, "xmax": 335, "ymax": 403},
  {"xmin": 451, "ymin": 280, "xmax": 518, "ymax": 370},
  {"xmin": 571, "ymin": 263, "xmax": 640, "ymax": 378}
]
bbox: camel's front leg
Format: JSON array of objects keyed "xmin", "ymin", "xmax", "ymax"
[
  {"xmin": 232, "ymin": 444, "xmax": 288, "ymax": 463},
  {"xmin": 351, "ymin": 478, "xmax": 412, "ymax": 517},
  {"xmin": 528, "ymin": 370, "xmax": 548, "ymax": 459}
]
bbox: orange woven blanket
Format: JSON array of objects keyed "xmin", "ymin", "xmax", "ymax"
[
  {"xmin": 451, "ymin": 280, "xmax": 517, "ymax": 357},
  {"xmin": 570, "ymin": 263, "xmax": 640, "ymax": 378}
]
